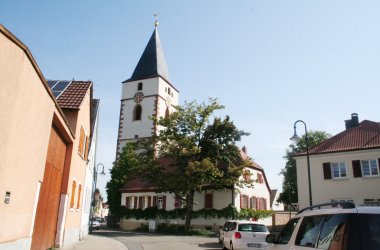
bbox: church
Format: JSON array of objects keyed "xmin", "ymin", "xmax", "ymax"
[{"xmin": 116, "ymin": 21, "xmax": 275, "ymax": 231}]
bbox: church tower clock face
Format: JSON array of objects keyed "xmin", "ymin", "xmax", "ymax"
[{"xmin": 133, "ymin": 92, "xmax": 144, "ymax": 104}]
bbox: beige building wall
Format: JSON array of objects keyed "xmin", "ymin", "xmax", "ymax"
[
  {"xmin": 295, "ymin": 148, "xmax": 380, "ymax": 209},
  {"xmin": 0, "ymin": 26, "xmax": 73, "ymax": 249}
]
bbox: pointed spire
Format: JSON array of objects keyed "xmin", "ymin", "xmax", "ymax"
[{"xmin": 123, "ymin": 18, "xmax": 171, "ymax": 84}]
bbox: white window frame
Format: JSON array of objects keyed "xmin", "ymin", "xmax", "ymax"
[
  {"xmin": 361, "ymin": 160, "xmax": 379, "ymax": 177},
  {"xmin": 142, "ymin": 196, "xmax": 149, "ymax": 209},
  {"xmin": 331, "ymin": 162, "xmax": 347, "ymax": 179},
  {"xmin": 128, "ymin": 196, "xmax": 134, "ymax": 209}
]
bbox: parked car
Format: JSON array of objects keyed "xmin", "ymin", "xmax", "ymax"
[
  {"xmin": 219, "ymin": 220, "xmax": 238, "ymax": 244},
  {"xmin": 266, "ymin": 201, "xmax": 380, "ymax": 250},
  {"xmin": 90, "ymin": 220, "xmax": 100, "ymax": 230},
  {"xmin": 222, "ymin": 220, "xmax": 270, "ymax": 250}
]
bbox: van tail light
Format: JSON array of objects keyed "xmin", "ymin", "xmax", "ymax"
[{"xmin": 234, "ymin": 232, "xmax": 242, "ymax": 239}]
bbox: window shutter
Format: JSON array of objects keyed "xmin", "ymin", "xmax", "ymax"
[
  {"xmin": 251, "ymin": 196, "xmax": 256, "ymax": 210},
  {"xmin": 148, "ymin": 196, "xmax": 151, "ymax": 207},
  {"xmin": 352, "ymin": 160, "xmax": 362, "ymax": 178},
  {"xmin": 240, "ymin": 194, "xmax": 243, "ymax": 208},
  {"xmin": 153, "ymin": 196, "xmax": 157, "ymax": 207},
  {"xmin": 263, "ymin": 198, "xmax": 267, "ymax": 210},
  {"xmin": 134, "ymin": 197, "xmax": 138, "ymax": 209},
  {"xmin": 126, "ymin": 197, "xmax": 130, "ymax": 208},
  {"xmin": 138, "ymin": 196, "xmax": 143, "ymax": 208},
  {"xmin": 205, "ymin": 193, "xmax": 213, "ymax": 209},
  {"xmin": 78, "ymin": 127, "xmax": 85, "ymax": 155},
  {"xmin": 323, "ymin": 163, "xmax": 332, "ymax": 179},
  {"xmin": 84, "ymin": 136, "xmax": 90, "ymax": 160},
  {"xmin": 77, "ymin": 184, "xmax": 82, "ymax": 209},
  {"xmin": 70, "ymin": 181, "xmax": 76, "ymax": 208},
  {"xmin": 162, "ymin": 196, "xmax": 166, "ymax": 209}
]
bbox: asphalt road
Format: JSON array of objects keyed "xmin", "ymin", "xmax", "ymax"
[{"xmin": 94, "ymin": 229, "xmax": 222, "ymax": 250}]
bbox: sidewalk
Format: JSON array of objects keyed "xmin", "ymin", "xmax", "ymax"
[{"xmin": 62, "ymin": 234, "xmax": 128, "ymax": 250}]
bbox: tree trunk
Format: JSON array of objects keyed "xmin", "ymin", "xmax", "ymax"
[{"xmin": 184, "ymin": 190, "xmax": 195, "ymax": 232}]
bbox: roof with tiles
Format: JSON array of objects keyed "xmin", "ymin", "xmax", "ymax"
[
  {"xmin": 120, "ymin": 147, "xmax": 270, "ymax": 193},
  {"xmin": 298, "ymin": 120, "xmax": 380, "ymax": 156},
  {"xmin": 56, "ymin": 81, "xmax": 92, "ymax": 109}
]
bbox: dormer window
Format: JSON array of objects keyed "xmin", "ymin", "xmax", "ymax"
[
  {"xmin": 168, "ymin": 87, "xmax": 171, "ymax": 95},
  {"xmin": 138, "ymin": 82, "xmax": 143, "ymax": 91}
]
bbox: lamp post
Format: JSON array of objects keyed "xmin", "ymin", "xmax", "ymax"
[
  {"xmin": 290, "ymin": 120, "xmax": 313, "ymax": 207},
  {"xmin": 89, "ymin": 163, "xmax": 106, "ymax": 233}
]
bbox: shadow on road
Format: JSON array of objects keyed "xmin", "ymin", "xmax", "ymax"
[{"xmin": 198, "ymin": 242, "xmax": 222, "ymax": 250}]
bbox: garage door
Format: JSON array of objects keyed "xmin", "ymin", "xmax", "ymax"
[{"xmin": 31, "ymin": 126, "xmax": 67, "ymax": 250}]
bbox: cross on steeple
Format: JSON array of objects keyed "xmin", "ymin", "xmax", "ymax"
[{"xmin": 154, "ymin": 13, "xmax": 159, "ymax": 28}]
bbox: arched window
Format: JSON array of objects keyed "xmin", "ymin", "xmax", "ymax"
[
  {"xmin": 165, "ymin": 107, "xmax": 170, "ymax": 118},
  {"xmin": 138, "ymin": 82, "xmax": 143, "ymax": 91},
  {"xmin": 133, "ymin": 105, "xmax": 142, "ymax": 121},
  {"xmin": 70, "ymin": 180, "xmax": 76, "ymax": 208}
]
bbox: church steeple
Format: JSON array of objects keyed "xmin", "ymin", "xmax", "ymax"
[
  {"xmin": 116, "ymin": 20, "xmax": 179, "ymax": 156},
  {"xmin": 123, "ymin": 28, "xmax": 171, "ymax": 84}
]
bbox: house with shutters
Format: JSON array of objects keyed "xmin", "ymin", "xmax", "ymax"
[
  {"xmin": 294, "ymin": 113, "xmax": 380, "ymax": 210},
  {"xmin": 119, "ymin": 146, "xmax": 273, "ymax": 230},
  {"xmin": 47, "ymin": 80, "xmax": 99, "ymax": 247}
]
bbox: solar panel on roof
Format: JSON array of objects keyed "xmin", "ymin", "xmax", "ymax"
[
  {"xmin": 52, "ymin": 91, "xmax": 61, "ymax": 98},
  {"xmin": 47, "ymin": 80, "xmax": 58, "ymax": 88},
  {"xmin": 52, "ymin": 80, "xmax": 71, "ymax": 91}
]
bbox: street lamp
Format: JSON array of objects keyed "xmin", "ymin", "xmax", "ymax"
[
  {"xmin": 90, "ymin": 163, "xmax": 106, "ymax": 233},
  {"xmin": 290, "ymin": 120, "xmax": 312, "ymax": 207}
]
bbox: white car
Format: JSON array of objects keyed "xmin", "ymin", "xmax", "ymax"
[
  {"xmin": 222, "ymin": 220, "xmax": 270, "ymax": 250},
  {"xmin": 265, "ymin": 201, "xmax": 380, "ymax": 250},
  {"xmin": 91, "ymin": 220, "xmax": 100, "ymax": 230}
]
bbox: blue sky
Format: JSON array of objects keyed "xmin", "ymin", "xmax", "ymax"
[{"xmin": 2, "ymin": 1, "xmax": 380, "ymax": 200}]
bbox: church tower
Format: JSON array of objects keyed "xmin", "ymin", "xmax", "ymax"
[{"xmin": 116, "ymin": 21, "xmax": 179, "ymax": 155}]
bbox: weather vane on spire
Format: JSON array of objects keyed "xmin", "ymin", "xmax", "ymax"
[{"xmin": 154, "ymin": 13, "xmax": 159, "ymax": 28}]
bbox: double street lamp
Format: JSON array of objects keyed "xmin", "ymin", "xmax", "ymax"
[
  {"xmin": 90, "ymin": 163, "xmax": 106, "ymax": 233},
  {"xmin": 290, "ymin": 120, "xmax": 313, "ymax": 207}
]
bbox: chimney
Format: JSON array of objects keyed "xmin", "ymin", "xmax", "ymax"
[
  {"xmin": 345, "ymin": 113, "xmax": 359, "ymax": 129},
  {"xmin": 242, "ymin": 145, "xmax": 247, "ymax": 154}
]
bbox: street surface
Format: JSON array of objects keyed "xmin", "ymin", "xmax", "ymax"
[{"xmin": 94, "ymin": 228, "xmax": 221, "ymax": 250}]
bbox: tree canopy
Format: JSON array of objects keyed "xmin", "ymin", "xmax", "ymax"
[
  {"xmin": 137, "ymin": 98, "xmax": 251, "ymax": 231},
  {"xmin": 278, "ymin": 130, "xmax": 330, "ymax": 207}
]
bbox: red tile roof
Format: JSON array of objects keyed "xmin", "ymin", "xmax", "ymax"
[
  {"xmin": 119, "ymin": 178, "xmax": 155, "ymax": 192},
  {"xmin": 57, "ymin": 81, "xmax": 92, "ymax": 109},
  {"xmin": 120, "ymin": 149, "xmax": 270, "ymax": 193},
  {"xmin": 302, "ymin": 120, "xmax": 380, "ymax": 155}
]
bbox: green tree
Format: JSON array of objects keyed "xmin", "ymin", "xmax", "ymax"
[
  {"xmin": 278, "ymin": 130, "xmax": 330, "ymax": 207},
  {"xmin": 106, "ymin": 142, "xmax": 139, "ymax": 220},
  {"xmin": 138, "ymin": 98, "xmax": 251, "ymax": 232}
]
